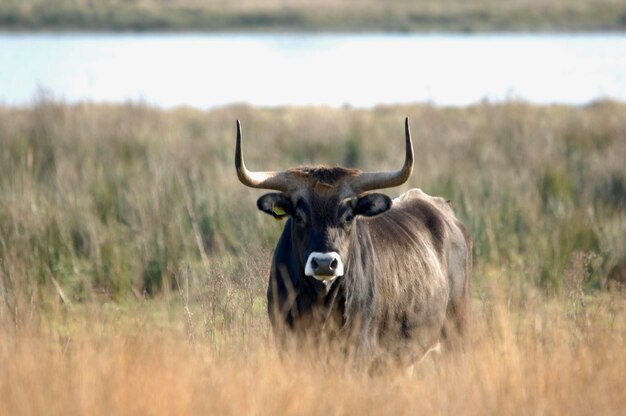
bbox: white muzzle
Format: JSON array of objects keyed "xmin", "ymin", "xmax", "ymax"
[{"xmin": 304, "ymin": 252, "xmax": 344, "ymax": 281}]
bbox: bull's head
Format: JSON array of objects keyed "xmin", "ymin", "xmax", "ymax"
[{"xmin": 235, "ymin": 119, "xmax": 414, "ymax": 287}]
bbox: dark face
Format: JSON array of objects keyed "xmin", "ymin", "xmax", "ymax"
[{"xmin": 257, "ymin": 188, "xmax": 392, "ymax": 286}]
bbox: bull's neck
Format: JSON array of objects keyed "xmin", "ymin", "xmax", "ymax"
[{"xmin": 299, "ymin": 265, "xmax": 343, "ymax": 300}]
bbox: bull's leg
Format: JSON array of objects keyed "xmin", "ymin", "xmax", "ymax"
[
  {"xmin": 442, "ymin": 229, "xmax": 473, "ymax": 350},
  {"xmin": 441, "ymin": 290, "xmax": 471, "ymax": 350}
]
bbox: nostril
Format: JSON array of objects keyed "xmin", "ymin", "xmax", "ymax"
[
  {"xmin": 311, "ymin": 259, "xmax": 319, "ymax": 270},
  {"xmin": 330, "ymin": 258, "xmax": 338, "ymax": 270}
]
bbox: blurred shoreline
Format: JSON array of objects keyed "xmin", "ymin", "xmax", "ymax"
[
  {"xmin": 2, "ymin": 32, "xmax": 625, "ymax": 109},
  {"xmin": 1, "ymin": 0, "xmax": 626, "ymax": 33}
]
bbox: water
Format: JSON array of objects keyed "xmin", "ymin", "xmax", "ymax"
[{"xmin": 1, "ymin": 33, "xmax": 625, "ymax": 108}]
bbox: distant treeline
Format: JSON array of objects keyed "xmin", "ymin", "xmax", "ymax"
[{"xmin": 1, "ymin": 0, "xmax": 626, "ymax": 32}]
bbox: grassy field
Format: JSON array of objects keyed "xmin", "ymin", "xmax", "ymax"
[
  {"xmin": 2, "ymin": 292, "xmax": 625, "ymax": 415},
  {"xmin": 1, "ymin": 0, "xmax": 626, "ymax": 32},
  {"xmin": 0, "ymin": 99, "xmax": 625, "ymax": 414}
]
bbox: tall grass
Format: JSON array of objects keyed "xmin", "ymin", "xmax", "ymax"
[
  {"xmin": 1, "ymin": 284, "xmax": 625, "ymax": 415},
  {"xmin": 1, "ymin": 100, "xmax": 625, "ymax": 313},
  {"xmin": 0, "ymin": 99, "xmax": 625, "ymax": 413},
  {"xmin": 1, "ymin": 0, "xmax": 626, "ymax": 31}
]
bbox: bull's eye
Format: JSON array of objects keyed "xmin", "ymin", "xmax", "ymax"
[
  {"xmin": 294, "ymin": 212, "xmax": 306, "ymax": 226},
  {"xmin": 343, "ymin": 215, "xmax": 354, "ymax": 225}
]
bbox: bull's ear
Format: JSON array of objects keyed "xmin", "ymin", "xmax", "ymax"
[
  {"xmin": 257, "ymin": 193, "xmax": 294, "ymax": 220},
  {"xmin": 354, "ymin": 193, "xmax": 392, "ymax": 217}
]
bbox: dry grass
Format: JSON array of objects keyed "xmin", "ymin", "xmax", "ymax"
[{"xmin": 1, "ymin": 285, "xmax": 625, "ymax": 415}]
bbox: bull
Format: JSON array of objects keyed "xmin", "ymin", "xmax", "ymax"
[{"xmin": 235, "ymin": 118, "xmax": 472, "ymax": 367}]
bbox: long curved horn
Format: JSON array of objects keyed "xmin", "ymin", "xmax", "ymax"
[
  {"xmin": 235, "ymin": 120, "xmax": 291, "ymax": 191},
  {"xmin": 352, "ymin": 117, "xmax": 414, "ymax": 192}
]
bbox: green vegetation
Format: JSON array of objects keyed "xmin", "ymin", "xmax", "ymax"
[
  {"xmin": 1, "ymin": 0, "xmax": 626, "ymax": 32},
  {"xmin": 1, "ymin": 100, "xmax": 625, "ymax": 414},
  {"xmin": 0, "ymin": 99, "xmax": 624, "ymax": 327}
]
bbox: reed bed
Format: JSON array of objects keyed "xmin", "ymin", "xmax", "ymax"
[{"xmin": 0, "ymin": 99, "xmax": 625, "ymax": 414}]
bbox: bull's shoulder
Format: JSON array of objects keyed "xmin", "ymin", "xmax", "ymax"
[
  {"xmin": 393, "ymin": 188, "xmax": 454, "ymax": 216},
  {"xmin": 391, "ymin": 188, "xmax": 472, "ymax": 260},
  {"xmin": 393, "ymin": 188, "xmax": 430, "ymax": 203},
  {"xmin": 363, "ymin": 189, "xmax": 447, "ymax": 254}
]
